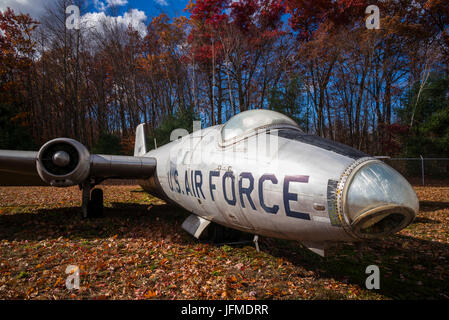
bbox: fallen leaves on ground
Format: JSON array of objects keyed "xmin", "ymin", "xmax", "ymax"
[{"xmin": 0, "ymin": 184, "xmax": 448, "ymax": 300}]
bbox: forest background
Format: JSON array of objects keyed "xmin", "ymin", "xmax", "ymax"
[{"xmin": 1, "ymin": 0, "xmax": 448, "ymax": 168}]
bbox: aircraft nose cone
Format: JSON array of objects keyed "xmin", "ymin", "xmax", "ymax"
[
  {"xmin": 344, "ymin": 161, "xmax": 418, "ymax": 239},
  {"xmin": 52, "ymin": 151, "xmax": 70, "ymax": 167}
]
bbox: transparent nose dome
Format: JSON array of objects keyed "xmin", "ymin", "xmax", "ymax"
[{"xmin": 345, "ymin": 161, "xmax": 419, "ymax": 239}]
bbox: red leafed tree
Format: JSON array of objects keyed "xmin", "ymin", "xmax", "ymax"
[
  {"xmin": 285, "ymin": 0, "xmax": 368, "ymax": 40},
  {"xmin": 186, "ymin": 0, "xmax": 286, "ymax": 119}
]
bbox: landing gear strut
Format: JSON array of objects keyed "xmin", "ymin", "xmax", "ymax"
[
  {"xmin": 253, "ymin": 235, "xmax": 260, "ymax": 252},
  {"xmin": 81, "ymin": 181, "xmax": 104, "ymax": 218}
]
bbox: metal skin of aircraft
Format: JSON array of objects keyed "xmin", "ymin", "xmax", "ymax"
[{"xmin": 0, "ymin": 110, "xmax": 419, "ymax": 256}]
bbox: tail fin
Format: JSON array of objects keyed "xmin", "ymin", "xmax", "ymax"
[{"xmin": 134, "ymin": 123, "xmax": 147, "ymax": 156}]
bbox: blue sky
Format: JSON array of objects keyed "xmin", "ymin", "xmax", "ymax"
[
  {"xmin": 86, "ymin": 0, "xmax": 191, "ymax": 18},
  {"xmin": 0, "ymin": 0, "xmax": 191, "ymax": 21},
  {"xmin": 0, "ymin": 0, "xmax": 192, "ymax": 36}
]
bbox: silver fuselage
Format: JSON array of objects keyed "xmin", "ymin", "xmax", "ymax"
[{"xmin": 139, "ymin": 125, "xmax": 418, "ymax": 243}]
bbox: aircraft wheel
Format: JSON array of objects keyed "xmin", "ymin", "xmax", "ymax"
[
  {"xmin": 88, "ymin": 188, "xmax": 104, "ymax": 218},
  {"xmin": 211, "ymin": 224, "xmax": 225, "ymax": 243}
]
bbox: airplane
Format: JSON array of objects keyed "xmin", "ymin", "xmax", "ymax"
[{"xmin": 0, "ymin": 109, "xmax": 419, "ymax": 256}]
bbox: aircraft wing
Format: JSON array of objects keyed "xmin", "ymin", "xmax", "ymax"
[
  {"xmin": 0, "ymin": 139, "xmax": 156, "ymax": 187},
  {"xmin": 0, "ymin": 150, "xmax": 46, "ymax": 186}
]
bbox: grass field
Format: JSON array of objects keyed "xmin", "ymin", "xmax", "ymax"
[{"xmin": 0, "ymin": 184, "xmax": 448, "ymax": 299}]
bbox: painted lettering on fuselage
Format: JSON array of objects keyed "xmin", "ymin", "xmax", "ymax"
[{"xmin": 167, "ymin": 166, "xmax": 311, "ymax": 220}]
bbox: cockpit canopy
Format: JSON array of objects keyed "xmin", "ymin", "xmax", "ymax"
[{"xmin": 221, "ymin": 109, "xmax": 300, "ymax": 143}]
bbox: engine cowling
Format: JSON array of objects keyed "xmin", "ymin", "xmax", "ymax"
[{"xmin": 36, "ymin": 138, "xmax": 90, "ymax": 187}]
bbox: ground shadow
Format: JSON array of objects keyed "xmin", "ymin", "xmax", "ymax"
[
  {"xmin": 418, "ymin": 200, "xmax": 449, "ymax": 213},
  {"xmin": 412, "ymin": 216, "xmax": 440, "ymax": 224},
  {"xmin": 261, "ymin": 234, "xmax": 449, "ymax": 299},
  {"xmin": 0, "ymin": 202, "xmax": 192, "ymax": 244}
]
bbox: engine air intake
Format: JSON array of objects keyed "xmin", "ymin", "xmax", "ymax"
[{"xmin": 37, "ymin": 138, "xmax": 91, "ymax": 187}]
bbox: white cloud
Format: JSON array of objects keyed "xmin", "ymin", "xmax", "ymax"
[
  {"xmin": 0, "ymin": 0, "xmax": 58, "ymax": 19},
  {"xmin": 107, "ymin": 0, "xmax": 128, "ymax": 6},
  {"xmin": 82, "ymin": 8, "xmax": 148, "ymax": 37},
  {"xmin": 93, "ymin": 0, "xmax": 107, "ymax": 11},
  {"xmin": 95, "ymin": 0, "xmax": 129, "ymax": 11},
  {"xmin": 153, "ymin": 0, "xmax": 168, "ymax": 6},
  {"xmin": 0, "ymin": 0, "xmax": 130, "ymax": 18}
]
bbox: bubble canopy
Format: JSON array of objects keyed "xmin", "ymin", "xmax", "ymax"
[{"xmin": 221, "ymin": 110, "xmax": 300, "ymax": 142}]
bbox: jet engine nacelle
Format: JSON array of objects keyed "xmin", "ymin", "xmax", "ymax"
[{"xmin": 36, "ymin": 138, "xmax": 90, "ymax": 187}]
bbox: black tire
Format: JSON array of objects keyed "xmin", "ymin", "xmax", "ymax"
[
  {"xmin": 210, "ymin": 224, "xmax": 253, "ymax": 244},
  {"xmin": 211, "ymin": 224, "xmax": 225, "ymax": 243},
  {"xmin": 89, "ymin": 188, "xmax": 104, "ymax": 218}
]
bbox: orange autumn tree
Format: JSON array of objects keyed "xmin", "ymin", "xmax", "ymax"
[
  {"xmin": 0, "ymin": 7, "xmax": 38, "ymax": 149},
  {"xmin": 0, "ymin": 7, "xmax": 38, "ymax": 103},
  {"xmin": 138, "ymin": 14, "xmax": 191, "ymax": 123}
]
